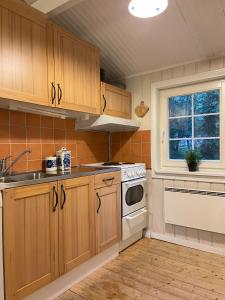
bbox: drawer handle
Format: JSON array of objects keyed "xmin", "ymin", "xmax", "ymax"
[
  {"xmin": 102, "ymin": 177, "xmax": 115, "ymax": 183},
  {"xmin": 53, "ymin": 186, "xmax": 59, "ymax": 212},
  {"xmin": 96, "ymin": 192, "xmax": 101, "ymax": 213},
  {"xmin": 60, "ymin": 184, "xmax": 66, "ymax": 209},
  {"xmin": 102, "ymin": 94, "xmax": 107, "ymax": 112}
]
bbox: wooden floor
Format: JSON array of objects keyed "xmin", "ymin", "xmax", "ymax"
[{"xmin": 56, "ymin": 238, "xmax": 225, "ymax": 299}]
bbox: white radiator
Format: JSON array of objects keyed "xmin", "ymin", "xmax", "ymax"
[{"xmin": 164, "ymin": 187, "xmax": 225, "ymax": 234}]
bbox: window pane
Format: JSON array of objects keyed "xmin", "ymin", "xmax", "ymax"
[
  {"xmin": 194, "ymin": 139, "xmax": 219, "ymax": 160},
  {"xmin": 194, "ymin": 115, "xmax": 220, "ymax": 138},
  {"xmin": 169, "ymin": 140, "xmax": 192, "ymax": 159},
  {"xmin": 169, "ymin": 95, "xmax": 192, "ymax": 117},
  {"xmin": 194, "ymin": 89, "xmax": 220, "ymax": 114},
  {"xmin": 169, "ymin": 117, "xmax": 192, "ymax": 138}
]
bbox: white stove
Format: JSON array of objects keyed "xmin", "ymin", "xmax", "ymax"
[
  {"xmin": 84, "ymin": 162, "xmax": 148, "ymax": 250},
  {"xmin": 84, "ymin": 162, "xmax": 146, "ymax": 182}
]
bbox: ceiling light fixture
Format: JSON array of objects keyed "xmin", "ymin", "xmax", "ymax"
[{"xmin": 128, "ymin": 0, "xmax": 168, "ymax": 18}]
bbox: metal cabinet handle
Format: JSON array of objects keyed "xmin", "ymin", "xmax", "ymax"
[
  {"xmin": 57, "ymin": 83, "xmax": 62, "ymax": 104},
  {"xmin": 51, "ymin": 82, "xmax": 56, "ymax": 104},
  {"xmin": 102, "ymin": 94, "xmax": 107, "ymax": 112},
  {"xmin": 102, "ymin": 177, "xmax": 115, "ymax": 182},
  {"xmin": 61, "ymin": 184, "xmax": 66, "ymax": 209},
  {"xmin": 96, "ymin": 192, "xmax": 101, "ymax": 214},
  {"xmin": 53, "ymin": 186, "xmax": 59, "ymax": 212}
]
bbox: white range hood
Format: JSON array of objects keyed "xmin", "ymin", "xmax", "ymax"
[{"xmin": 76, "ymin": 115, "xmax": 140, "ymax": 132}]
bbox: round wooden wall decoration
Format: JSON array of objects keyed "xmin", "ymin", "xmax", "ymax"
[{"xmin": 135, "ymin": 101, "xmax": 149, "ymax": 118}]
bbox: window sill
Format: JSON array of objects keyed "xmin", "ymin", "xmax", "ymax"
[{"xmin": 153, "ymin": 168, "xmax": 225, "ymax": 183}]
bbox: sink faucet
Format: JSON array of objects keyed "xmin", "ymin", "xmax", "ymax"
[{"xmin": 0, "ymin": 149, "xmax": 32, "ymax": 176}]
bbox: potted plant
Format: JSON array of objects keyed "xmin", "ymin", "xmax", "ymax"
[{"xmin": 184, "ymin": 149, "xmax": 201, "ymax": 172}]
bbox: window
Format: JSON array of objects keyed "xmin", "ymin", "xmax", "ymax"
[
  {"xmin": 169, "ymin": 89, "xmax": 220, "ymax": 160},
  {"xmin": 158, "ymin": 79, "xmax": 225, "ymax": 173}
]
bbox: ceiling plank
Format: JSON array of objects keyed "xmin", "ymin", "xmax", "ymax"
[{"xmin": 31, "ymin": 0, "xmax": 73, "ymax": 14}]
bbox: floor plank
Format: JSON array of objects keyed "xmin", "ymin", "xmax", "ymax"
[{"xmin": 56, "ymin": 238, "xmax": 225, "ymax": 299}]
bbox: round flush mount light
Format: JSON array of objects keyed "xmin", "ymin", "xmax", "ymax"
[{"xmin": 128, "ymin": 0, "xmax": 168, "ymax": 18}]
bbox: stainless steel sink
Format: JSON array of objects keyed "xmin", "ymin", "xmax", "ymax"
[{"xmin": 0, "ymin": 172, "xmax": 54, "ymax": 184}]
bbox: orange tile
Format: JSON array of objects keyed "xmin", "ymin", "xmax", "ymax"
[
  {"xmin": 131, "ymin": 131, "xmax": 142, "ymax": 143},
  {"xmin": 27, "ymin": 127, "xmax": 40, "ymax": 143},
  {"xmin": 65, "ymin": 119, "xmax": 75, "ymax": 130},
  {"xmin": 42, "ymin": 144, "xmax": 55, "ymax": 159},
  {"xmin": 27, "ymin": 160, "xmax": 43, "ymax": 171},
  {"xmin": 41, "ymin": 116, "xmax": 54, "ymax": 128},
  {"xmin": 11, "ymin": 144, "xmax": 28, "ymax": 161},
  {"xmin": 121, "ymin": 132, "xmax": 133, "ymax": 142},
  {"xmin": 66, "ymin": 143, "xmax": 76, "ymax": 158},
  {"xmin": 11, "ymin": 160, "xmax": 28, "ymax": 173},
  {"xmin": 54, "ymin": 118, "xmax": 65, "ymax": 129},
  {"xmin": 66, "ymin": 130, "xmax": 76, "ymax": 144},
  {"xmin": 27, "ymin": 144, "xmax": 42, "ymax": 160},
  {"xmin": 10, "ymin": 126, "xmax": 26, "ymax": 143},
  {"xmin": 0, "ymin": 109, "xmax": 9, "ymax": 125},
  {"xmin": 142, "ymin": 155, "xmax": 151, "ymax": 169},
  {"xmin": 41, "ymin": 128, "xmax": 54, "ymax": 144},
  {"xmin": 10, "ymin": 111, "xmax": 26, "ymax": 127},
  {"xmin": 54, "ymin": 129, "xmax": 66, "ymax": 144},
  {"xmin": 141, "ymin": 130, "xmax": 151, "ymax": 143},
  {"xmin": 77, "ymin": 143, "xmax": 92, "ymax": 159},
  {"xmin": 111, "ymin": 132, "xmax": 121, "ymax": 144},
  {"xmin": 0, "ymin": 144, "xmax": 10, "ymax": 158},
  {"xmin": 142, "ymin": 143, "xmax": 150, "ymax": 156},
  {"xmin": 0, "ymin": 125, "xmax": 10, "ymax": 143},
  {"xmin": 26, "ymin": 113, "xmax": 40, "ymax": 128},
  {"xmin": 131, "ymin": 143, "xmax": 141, "ymax": 157}
]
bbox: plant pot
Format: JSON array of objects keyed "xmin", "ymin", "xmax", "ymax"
[{"xmin": 187, "ymin": 162, "xmax": 198, "ymax": 172}]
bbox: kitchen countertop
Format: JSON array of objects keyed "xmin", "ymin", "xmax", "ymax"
[{"xmin": 0, "ymin": 166, "xmax": 120, "ymax": 190}]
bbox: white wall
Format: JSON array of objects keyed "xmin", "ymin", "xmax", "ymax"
[{"xmin": 126, "ymin": 56, "xmax": 225, "ymax": 252}]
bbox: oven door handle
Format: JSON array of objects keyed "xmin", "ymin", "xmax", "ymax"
[
  {"xmin": 124, "ymin": 178, "xmax": 147, "ymax": 187},
  {"xmin": 124, "ymin": 208, "xmax": 147, "ymax": 220}
]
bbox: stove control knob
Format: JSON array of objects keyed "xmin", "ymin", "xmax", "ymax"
[
  {"xmin": 127, "ymin": 171, "xmax": 132, "ymax": 178},
  {"xmin": 137, "ymin": 169, "xmax": 141, "ymax": 176}
]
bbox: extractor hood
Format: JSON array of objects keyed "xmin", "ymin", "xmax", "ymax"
[{"xmin": 76, "ymin": 115, "xmax": 140, "ymax": 132}]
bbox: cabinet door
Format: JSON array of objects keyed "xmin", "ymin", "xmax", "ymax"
[
  {"xmin": 0, "ymin": 1, "xmax": 51, "ymax": 107},
  {"xmin": 54, "ymin": 25, "xmax": 100, "ymax": 114},
  {"xmin": 101, "ymin": 82, "xmax": 132, "ymax": 119},
  {"xmin": 3, "ymin": 182, "xmax": 59, "ymax": 300},
  {"xmin": 95, "ymin": 184, "xmax": 121, "ymax": 253},
  {"xmin": 59, "ymin": 176, "xmax": 96, "ymax": 274}
]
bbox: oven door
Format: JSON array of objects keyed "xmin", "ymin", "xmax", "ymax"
[{"xmin": 122, "ymin": 177, "xmax": 146, "ymax": 216}]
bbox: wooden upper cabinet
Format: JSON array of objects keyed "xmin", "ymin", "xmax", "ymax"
[
  {"xmin": 95, "ymin": 183, "xmax": 121, "ymax": 253},
  {"xmin": 58, "ymin": 176, "xmax": 96, "ymax": 275},
  {"xmin": 3, "ymin": 182, "xmax": 59, "ymax": 300},
  {"xmin": 101, "ymin": 82, "xmax": 132, "ymax": 119},
  {"xmin": 0, "ymin": 1, "xmax": 51, "ymax": 106},
  {"xmin": 50, "ymin": 24, "xmax": 101, "ymax": 114}
]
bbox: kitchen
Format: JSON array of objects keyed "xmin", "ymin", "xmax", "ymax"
[{"xmin": 1, "ymin": 0, "xmax": 225, "ymax": 299}]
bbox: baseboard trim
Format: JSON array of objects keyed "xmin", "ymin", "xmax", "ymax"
[
  {"xmin": 25, "ymin": 244, "xmax": 119, "ymax": 300},
  {"xmin": 146, "ymin": 230, "xmax": 225, "ymax": 256}
]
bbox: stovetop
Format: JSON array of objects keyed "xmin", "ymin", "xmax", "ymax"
[{"xmin": 102, "ymin": 162, "xmax": 135, "ymax": 166}]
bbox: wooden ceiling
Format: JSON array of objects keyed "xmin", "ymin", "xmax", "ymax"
[{"xmin": 31, "ymin": 0, "xmax": 225, "ymax": 80}]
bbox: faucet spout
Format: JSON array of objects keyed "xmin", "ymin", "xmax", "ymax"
[{"xmin": 2, "ymin": 149, "xmax": 32, "ymax": 176}]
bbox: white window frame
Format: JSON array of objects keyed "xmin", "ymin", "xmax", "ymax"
[{"xmin": 151, "ymin": 69, "xmax": 225, "ymax": 180}]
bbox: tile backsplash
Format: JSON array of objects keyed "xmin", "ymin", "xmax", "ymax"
[
  {"xmin": 0, "ymin": 109, "xmax": 109, "ymax": 172},
  {"xmin": 111, "ymin": 130, "xmax": 151, "ymax": 169}
]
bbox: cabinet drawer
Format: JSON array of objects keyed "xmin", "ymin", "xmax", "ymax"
[{"xmin": 94, "ymin": 171, "xmax": 120, "ymax": 189}]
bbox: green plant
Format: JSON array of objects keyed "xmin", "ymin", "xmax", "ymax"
[{"xmin": 184, "ymin": 149, "xmax": 201, "ymax": 164}]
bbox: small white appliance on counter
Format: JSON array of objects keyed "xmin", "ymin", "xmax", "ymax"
[{"xmin": 83, "ymin": 162, "xmax": 148, "ymax": 250}]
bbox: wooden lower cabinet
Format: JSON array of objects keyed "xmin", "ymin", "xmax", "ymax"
[
  {"xmin": 95, "ymin": 183, "xmax": 121, "ymax": 253},
  {"xmin": 3, "ymin": 182, "xmax": 59, "ymax": 300},
  {"xmin": 3, "ymin": 174, "xmax": 121, "ymax": 299},
  {"xmin": 58, "ymin": 177, "xmax": 96, "ymax": 274}
]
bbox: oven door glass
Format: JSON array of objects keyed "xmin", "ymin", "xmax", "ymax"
[{"xmin": 125, "ymin": 185, "xmax": 144, "ymax": 206}]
